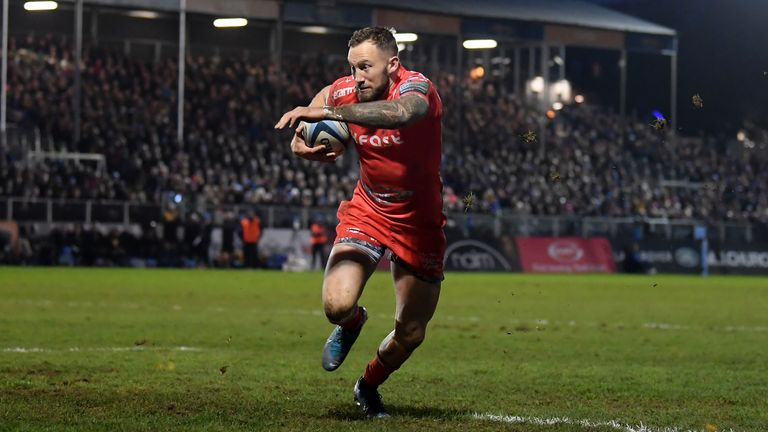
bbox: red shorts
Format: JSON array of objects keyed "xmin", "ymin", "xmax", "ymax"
[{"xmin": 334, "ymin": 197, "xmax": 446, "ymax": 283}]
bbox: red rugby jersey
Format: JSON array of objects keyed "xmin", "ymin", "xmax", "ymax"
[{"xmin": 326, "ymin": 67, "xmax": 444, "ymax": 227}]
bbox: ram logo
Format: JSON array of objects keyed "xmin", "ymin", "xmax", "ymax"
[{"xmin": 444, "ymin": 240, "xmax": 512, "ymax": 271}]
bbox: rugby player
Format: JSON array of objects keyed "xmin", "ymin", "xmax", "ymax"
[{"xmin": 275, "ymin": 26, "xmax": 445, "ymax": 418}]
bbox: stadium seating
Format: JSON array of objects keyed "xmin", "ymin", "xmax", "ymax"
[
  {"xmin": 2, "ymin": 34, "xmax": 767, "ymax": 266},
  {"xmin": 4, "ymin": 34, "xmax": 767, "ymax": 223}
]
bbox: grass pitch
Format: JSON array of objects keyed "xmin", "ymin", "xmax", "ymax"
[{"xmin": 0, "ymin": 268, "xmax": 766, "ymax": 431}]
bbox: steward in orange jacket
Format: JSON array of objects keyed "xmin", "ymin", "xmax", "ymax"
[{"xmin": 241, "ymin": 212, "xmax": 262, "ymax": 268}]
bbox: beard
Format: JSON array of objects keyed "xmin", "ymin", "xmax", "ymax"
[{"xmin": 357, "ymin": 82, "xmax": 387, "ymax": 102}]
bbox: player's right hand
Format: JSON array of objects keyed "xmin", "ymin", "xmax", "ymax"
[
  {"xmin": 290, "ymin": 123, "xmax": 342, "ymax": 163},
  {"xmin": 274, "ymin": 106, "xmax": 325, "ymax": 129}
]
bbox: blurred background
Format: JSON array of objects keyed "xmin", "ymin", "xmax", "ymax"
[{"xmin": 0, "ymin": 0, "xmax": 766, "ymax": 275}]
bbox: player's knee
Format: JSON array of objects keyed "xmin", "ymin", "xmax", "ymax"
[
  {"xmin": 323, "ymin": 300, "xmax": 357, "ymax": 324},
  {"xmin": 394, "ymin": 320, "xmax": 427, "ymax": 352}
]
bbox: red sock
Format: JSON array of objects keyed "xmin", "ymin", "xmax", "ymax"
[
  {"xmin": 363, "ymin": 353, "xmax": 394, "ymax": 387},
  {"xmin": 340, "ymin": 306, "xmax": 362, "ymax": 330}
]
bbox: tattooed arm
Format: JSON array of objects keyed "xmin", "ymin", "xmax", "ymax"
[
  {"xmin": 275, "ymin": 94, "xmax": 429, "ymax": 130},
  {"xmin": 323, "ymin": 94, "xmax": 429, "ymax": 129}
]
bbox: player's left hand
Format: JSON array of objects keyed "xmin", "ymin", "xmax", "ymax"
[
  {"xmin": 274, "ymin": 106, "xmax": 325, "ymax": 129},
  {"xmin": 290, "ymin": 123, "xmax": 341, "ymax": 163}
]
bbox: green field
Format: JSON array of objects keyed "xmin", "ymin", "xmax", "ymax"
[{"xmin": 0, "ymin": 268, "xmax": 766, "ymax": 431}]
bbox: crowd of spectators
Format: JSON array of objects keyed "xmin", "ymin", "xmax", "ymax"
[
  {"xmin": 2, "ymin": 33, "xmax": 767, "ymax": 228},
  {"xmin": 3, "ymin": 34, "xmax": 357, "ymax": 210},
  {"xmin": 443, "ymin": 79, "xmax": 768, "ymax": 222}
]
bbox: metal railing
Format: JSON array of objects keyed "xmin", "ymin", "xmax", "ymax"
[
  {"xmin": 0, "ymin": 197, "xmax": 158, "ymax": 225},
  {"xmin": 0, "ymin": 197, "xmax": 762, "ymax": 244}
]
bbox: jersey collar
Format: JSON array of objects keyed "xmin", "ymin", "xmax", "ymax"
[{"xmin": 386, "ymin": 66, "xmax": 408, "ymax": 98}]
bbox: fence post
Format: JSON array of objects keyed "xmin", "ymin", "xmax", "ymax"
[
  {"xmin": 47, "ymin": 200, "xmax": 53, "ymax": 223},
  {"xmin": 85, "ymin": 201, "xmax": 92, "ymax": 224},
  {"xmin": 123, "ymin": 203, "xmax": 130, "ymax": 225}
]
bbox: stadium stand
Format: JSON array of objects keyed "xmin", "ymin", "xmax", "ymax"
[
  {"xmin": 4, "ymin": 34, "xmax": 767, "ymax": 221},
  {"xmin": 1, "ymin": 33, "xmax": 766, "ymax": 266}
]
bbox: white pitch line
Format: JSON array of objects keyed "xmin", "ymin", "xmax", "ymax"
[
  {"xmin": 4, "ymin": 299, "xmax": 142, "ymax": 309},
  {"xmin": 643, "ymin": 323, "xmax": 691, "ymax": 331},
  {"xmin": 5, "ymin": 302, "xmax": 768, "ymax": 334},
  {"xmin": 279, "ymin": 309, "xmax": 768, "ymax": 333},
  {"xmin": 2, "ymin": 346, "xmax": 202, "ymax": 353},
  {"xmin": 723, "ymin": 325, "xmax": 768, "ymax": 332},
  {"xmin": 472, "ymin": 413, "xmax": 736, "ymax": 432}
]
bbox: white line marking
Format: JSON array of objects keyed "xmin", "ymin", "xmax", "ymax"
[
  {"xmin": 643, "ymin": 323, "xmax": 690, "ymax": 330},
  {"xmin": 277, "ymin": 309, "xmax": 768, "ymax": 333},
  {"xmin": 4, "ymin": 299, "xmax": 142, "ymax": 309},
  {"xmin": 723, "ymin": 325, "xmax": 768, "ymax": 332},
  {"xmin": 2, "ymin": 346, "xmax": 202, "ymax": 353},
  {"xmin": 5, "ymin": 302, "xmax": 768, "ymax": 334},
  {"xmin": 472, "ymin": 412, "xmax": 736, "ymax": 432}
]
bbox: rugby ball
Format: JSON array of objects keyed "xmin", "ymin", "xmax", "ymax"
[{"xmin": 300, "ymin": 120, "xmax": 350, "ymax": 152}]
